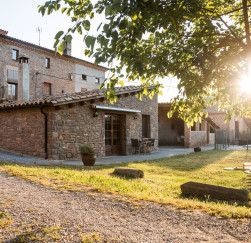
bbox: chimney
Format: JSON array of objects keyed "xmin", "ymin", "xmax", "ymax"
[
  {"xmin": 63, "ymin": 41, "xmax": 71, "ymax": 56},
  {"xmin": 18, "ymin": 56, "xmax": 30, "ymax": 101},
  {"xmin": 0, "ymin": 29, "xmax": 8, "ymax": 35}
]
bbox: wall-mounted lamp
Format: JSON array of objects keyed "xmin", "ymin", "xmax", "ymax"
[
  {"xmin": 93, "ymin": 110, "xmax": 99, "ymax": 117},
  {"xmin": 134, "ymin": 114, "xmax": 138, "ymax": 120}
]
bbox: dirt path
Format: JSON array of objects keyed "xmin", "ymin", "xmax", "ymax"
[{"xmin": 0, "ymin": 173, "xmax": 250, "ymax": 242}]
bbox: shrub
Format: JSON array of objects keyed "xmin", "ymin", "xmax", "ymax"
[{"xmin": 79, "ymin": 144, "xmax": 95, "ymax": 156}]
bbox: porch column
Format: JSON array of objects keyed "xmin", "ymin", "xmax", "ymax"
[{"xmin": 184, "ymin": 123, "xmax": 191, "ymax": 148}]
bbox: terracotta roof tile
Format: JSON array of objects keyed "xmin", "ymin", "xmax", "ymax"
[{"xmin": 0, "ymin": 86, "xmax": 147, "ymax": 110}]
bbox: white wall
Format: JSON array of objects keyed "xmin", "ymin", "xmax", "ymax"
[{"xmin": 75, "ymin": 64, "xmax": 105, "ymax": 92}]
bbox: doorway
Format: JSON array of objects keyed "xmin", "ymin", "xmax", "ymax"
[{"xmin": 105, "ymin": 114, "xmax": 121, "ymax": 156}]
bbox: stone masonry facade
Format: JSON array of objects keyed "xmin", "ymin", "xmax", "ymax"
[
  {"xmin": 0, "ymin": 108, "xmax": 45, "ymax": 157},
  {"xmin": 0, "ymin": 32, "xmax": 107, "ymax": 101},
  {"xmin": 0, "ymin": 87, "xmax": 158, "ymax": 160},
  {"xmin": 50, "ymin": 94, "xmax": 158, "ymax": 159}
]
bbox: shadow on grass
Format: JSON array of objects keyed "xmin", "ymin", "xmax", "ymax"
[
  {"xmin": 60, "ymin": 150, "xmax": 240, "ymax": 172},
  {"xmin": 179, "ymin": 193, "xmax": 251, "ymax": 208},
  {"xmin": 0, "ymin": 150, "xmax": 250, "ymax": 173}
]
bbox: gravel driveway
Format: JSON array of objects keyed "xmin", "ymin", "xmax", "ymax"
[{"xmin": 0, "ymin": 173, "xmax": 250, "ymax": 242}]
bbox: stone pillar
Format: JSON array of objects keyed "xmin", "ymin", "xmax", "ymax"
[{"xmin": 184, "ymin": 123, "xmax": 191, "ymax": 148}]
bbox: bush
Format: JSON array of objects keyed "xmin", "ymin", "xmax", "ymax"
[{"xmin": 79, "ymin": 144, "xmax": 95, "ymax": 156}]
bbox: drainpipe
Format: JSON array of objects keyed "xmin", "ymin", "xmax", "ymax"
[{"xmin": 41, "ymin": 106, "xmax": 48, "ymax": 159}]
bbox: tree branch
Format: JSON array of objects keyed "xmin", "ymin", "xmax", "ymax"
[
  {"xmin": 242, "ymin": 0, "xmax": 251, "ymax": 48},
  {"xmin": 218, "ymin": 4, "xmax": 251, "ymax": 16},
  {"xmin": 202, "ymin": 8, "xmax": 246, "ymax": 49}
]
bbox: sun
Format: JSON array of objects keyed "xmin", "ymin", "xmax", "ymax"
[{"xmin": 239, "ymin": 75, "xmax": 251, "ymax": 93}]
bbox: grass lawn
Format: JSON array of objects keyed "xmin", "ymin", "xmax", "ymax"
[{"xmin": 0, "ymin": 150, "xmax": 250, "ymax": 218}]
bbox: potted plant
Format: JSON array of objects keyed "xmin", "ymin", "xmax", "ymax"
[
  {"xmin": 79, "ymin": 144, "xmax": 96, "ymax": 166},
  {"xmin": 194, "ymin": 147, "xmax": 201, "ymax": 152}
]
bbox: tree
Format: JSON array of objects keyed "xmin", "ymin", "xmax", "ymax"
[{"xmin": 38, "ymin": 0, "xmax": 251, "ymax": 125}]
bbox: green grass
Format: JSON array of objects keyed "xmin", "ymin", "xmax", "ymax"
[{"xmin": 0, "ymin": 150, "xmax": 251, "ymax": 218}]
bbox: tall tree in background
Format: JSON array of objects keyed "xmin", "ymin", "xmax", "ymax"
[{"xmin": 39, "ymin": 0, "xmax": 251, "ymax": 124}]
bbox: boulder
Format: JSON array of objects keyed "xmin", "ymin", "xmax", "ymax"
[{"xmin": 180, "ymin": 181, "xmax": 249, "ymax": 202}]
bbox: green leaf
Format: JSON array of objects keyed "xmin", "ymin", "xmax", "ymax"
[
  {"xmin": 55, "ymin": 31, "xmax": 64, "ymax": 40},
  {"xmin": 132, "ymin": 15, "xmax": 138, "ymax": 21},
  {"xmin": 77, "ymin": 25, "xmax": 82, "ymax": 35},
  {"xmin": 65, "ymin": 35, "xmax": 72, "ymax": 43},
  {"xmin": 85, "ymin": 36, "xmax": 96, "ymax": 50},
  {"xmin": 83, "ymin": 20, "xmax": 90, "ymax": 31},
  {"xmin": 105, "ymin": 5, "xmax": 112, "ymax": 16},
  {"xmin": 58, "ymin": 41, "xmax": 66, "ymax": 55}
]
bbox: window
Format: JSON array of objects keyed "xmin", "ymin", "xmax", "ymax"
[
  {"xmin": 7, "ymin": 83, "xmax": 17, "ymax": 100},
  {"xmin": 210, "ymin": 126, "xmax": 215, "ymax": 133},
  {"xmin": 45, "ymin": 58, "xmax": 50, "ymax": 68},
  {"xmin": 191, "ymin": 123, "xmax": 196, "ymax": 131},
  {"xmin": 7, "ymin": 69, "xmax": 18, "ymax": 83},
  {"xmin": 199, "ymin": 123, "xmax": 202, "ymax": 131},
  {"xmin": 12, "ymin": 49, "xmax": 19, "ymax": 60},
  {"xmin": 81, "ymin": 88, "xmax": 87, "ymax": 92},
  {"xmin": 43, "ymin": 82, "xmax": 52, "ymax": 95},
  {"xmin": 95, "ymin": 77, "xmax": 100, "ymax": 84},
  {"xmin": 142, "ymin": 115, "xmax": 150, "ymax": 138},
  {"xmin": 82, "ymin": 74, "xmax": 87, "ymax": 80}
]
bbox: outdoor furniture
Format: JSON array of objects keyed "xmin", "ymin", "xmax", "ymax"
[
  {"xmin": 242, "ymin": 162, "xmax": 251, "ymax": 170},
  {"xmin": 148, "ymin": 138, "xmax": 155, "ymax": 152},
  {"xmin": 131, "ymin": 139, "xmax": 141, "ymax": 154},
  {"xmin": 177, "ymin": 136, "xmax": 181, "ymax": 145},
  {"xmin": 139, "ymin": 138, "xmax": 151, "ymax": 153}
]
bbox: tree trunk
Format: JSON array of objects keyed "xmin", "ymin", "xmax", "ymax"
[
  {"xmin": 113, "ymin": 168, "xmax": 144, "ymax": 178},
  {"xmin": 180, "ymin": 181, "xmax": 249, "ymax": 202}
]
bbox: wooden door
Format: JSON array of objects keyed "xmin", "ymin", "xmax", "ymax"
[{"xmin": 105, "ymin": 114, "xmax": 121, "ymax": 156}]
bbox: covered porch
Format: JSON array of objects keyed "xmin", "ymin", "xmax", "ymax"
[{"xmin": 158, "ymin": 103, "xmax": 219, "ymax": 148}]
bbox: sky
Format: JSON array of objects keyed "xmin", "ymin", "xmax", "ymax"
[{"xmin": 0, "ymin": 0, "xmax": 179, "ymax": 102}]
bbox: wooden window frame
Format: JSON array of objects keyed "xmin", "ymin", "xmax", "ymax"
[
  {"xmin": 45, "ymin": 58, "xmax": 50, "ymax": 68},
  {"xmin": 142, "ymin": 114, "xmax": 151, "ymax": 138},
  {"xmin": 7, "ymin": 83, "xmax": 18, "ymax": 100},
  {"xmin": 12, "ymin": 49, "xmax": 19, "ymax": 61},
  {"xmin": 43, "ymin": 82, "xmax": 52, "ymax": 96}
]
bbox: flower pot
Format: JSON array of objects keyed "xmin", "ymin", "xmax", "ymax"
[
  {"xmin": 81, "ymin": 153, "xmax": 96, "ymax": 166},
  {"xmin": 194, "ymin": 147, "xmax": 201, "ymax": 152}
]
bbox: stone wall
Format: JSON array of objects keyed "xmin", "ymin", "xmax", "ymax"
[
  {"xmin": 209, "ymin": 133, "xmax": 215, "ymax": 145},
  {"xmin": 0, "ymin": 38, "xmax": 75, "ymax": 99},
  {"xmin": 0, "ymin": 36, "xmax": 107, "ymax": 100},
  {"xmin": 0, "ymin": 93, "xmax": 158, "ymax": 160},
  {"xmin": 51, "ymin": 94, "xmax": 158, "ymax": 160},
  {"xmin": 190, "ymin": 131, "xmax": 207, "ymax": 147},
  {"xmin": 75, "ymin": 64, "xmax": 105, "ymax": 92},
  {"xmin": 0, "ymin": 108, "xmax": 47, "ymax": 158}
]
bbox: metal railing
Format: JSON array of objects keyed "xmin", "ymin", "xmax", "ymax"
[{"xmin": 215, "ymin": 129, "xmax": 250, "ymax": 150}]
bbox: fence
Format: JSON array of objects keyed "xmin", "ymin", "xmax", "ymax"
[{"xmin": 215, "ymin": 128, "xmax": 251, "ymax": 150}]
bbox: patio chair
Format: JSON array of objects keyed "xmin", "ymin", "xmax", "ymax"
[
  {"xmin": 131, "ymin": 139, "xmax": 141, "ymax": 154},
  {"xmin": 147, "ymin": 138, "xmax": 155, "ymax": 152}
]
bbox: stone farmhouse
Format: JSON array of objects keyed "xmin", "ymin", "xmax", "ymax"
[
  {"xmin": 0, "ymin": 29, "xmax": 158, "ymax": 160},
  {"xmin": 0, "ymin": 29, "xmax": 107, "ymax": 101},
  {"xmin": 158, "ymin": 103, "xmax": 250, "ymax": 148}
]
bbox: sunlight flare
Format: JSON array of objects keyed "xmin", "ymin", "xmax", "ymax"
[{"xmin": 239, "ymin": 74, "xmax": 251, "ymax": 93}]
